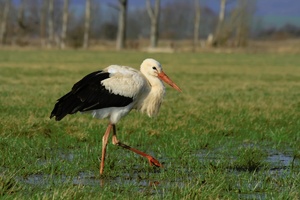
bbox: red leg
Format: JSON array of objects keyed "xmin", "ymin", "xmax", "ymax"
[
  {"xmin": 100, "ymin": 123, "xmax": 113, "ymax": 175},
  {"xmin": 111, "ymin": 125, "xmax": 162, "ymax": 167}
]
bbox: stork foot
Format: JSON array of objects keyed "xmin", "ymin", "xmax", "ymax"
[{"xmin": 147, "ymin": 156, "xmax": 162, "ymax": 167}]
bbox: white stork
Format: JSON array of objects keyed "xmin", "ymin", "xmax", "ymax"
[{"xmin": 50, "ymin": 58, "xmax": 181, "ymax": 175}]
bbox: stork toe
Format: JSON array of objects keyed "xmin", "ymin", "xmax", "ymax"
[{"xmin": 147, "ymin": 156, "xmax": 162, "ymax": 167}]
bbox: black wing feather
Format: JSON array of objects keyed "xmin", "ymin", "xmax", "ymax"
[{"xmin": 50, "ymin": 70, "xmax": 133, "ymax": 121}]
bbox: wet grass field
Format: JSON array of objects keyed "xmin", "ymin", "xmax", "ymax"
[{"xmin": 0, "ymin": 50, "xmax": 300, "ymax": 199}]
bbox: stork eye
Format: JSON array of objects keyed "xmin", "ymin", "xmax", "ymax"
[{"xmin": 152, "ymin": 66, "xmax": 157, "ymax": 70}]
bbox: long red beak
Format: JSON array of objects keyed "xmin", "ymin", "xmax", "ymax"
[{"xmin": 158, "ymin": 71, "xmax": 182, "ymax": 92}]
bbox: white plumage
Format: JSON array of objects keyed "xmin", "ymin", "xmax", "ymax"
[{"xmin": 103, "ymin": 65, "xmax": 146, "ymax": 98}]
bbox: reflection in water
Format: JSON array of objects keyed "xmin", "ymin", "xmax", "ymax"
[
  {"xmin": 149, "ymin": 181, "xmax": 160, "ymax": 187},
  {"xmin": 21, "ymin": 171, "xmax": 161, "ymax": 189}
]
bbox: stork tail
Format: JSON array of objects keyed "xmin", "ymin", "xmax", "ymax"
[{"xmin": 50, "ymin": 92, "xmax": 82, "ymax": 121}]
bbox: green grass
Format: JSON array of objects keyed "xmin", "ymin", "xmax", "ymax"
[{"xmin": 0, "ymin": 50, "xmax": 300, "ymax": 199}]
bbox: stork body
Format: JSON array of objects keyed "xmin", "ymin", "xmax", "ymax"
[{"xmin": 50, "ymin": 58, "xmax": 181, "ymax": 175}]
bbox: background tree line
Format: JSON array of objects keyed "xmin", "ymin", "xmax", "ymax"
[{"xmin": 0, "ymin": 0, "xmax": 299, "ymax": 50}]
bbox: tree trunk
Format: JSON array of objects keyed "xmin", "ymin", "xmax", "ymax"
[
  {"xmin": 18, "ymin": 0, "xmax": 26, "ymax": 30},
  {"xmin": 0, "ymin": 0, "xmax": 10, "ymax": 45},
  {"xmin": 61, "ymin": 0, "xmax": 69, "ymax": 49},
  {"xmin": 219, "ymin": 0, "xmax": 226, "ymax": 23},
  {"xmin": 116, "ymin": 0, "xmax": 127, "ymax": 50},
  {"xmin": 213, "ymin": 0, "xmax": 227, "ymax": 46},
  {"xmin": 235, "ymin": 0, "xmax": 256, "ymax": 47},
  {"xmin": 83, "ymin": 0, "xmax": 91, "ymax": 49},
  {"xmin": 40, "ymin": 0, "xmax": 47, "ymax": 47},
  {"xmin": 47, "ymin": 0, "xmax": 54, "ymax": 48},
  {"xmin": 146, "ymin": 0, "xmax": 160, "ymax": 48},
  {"xmin": 193, "ymin": 0, "xmax": 201, "ymax": 51}
]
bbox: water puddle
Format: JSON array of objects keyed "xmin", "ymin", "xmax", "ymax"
[
  {"xmin": 197, "ymin": 148, "xmax": 297, "ymax": 171},
  {"xmin": 21, "ymin": 172, "xmax": 101, "ymax": 186},
  {"xmin": 20, "ymin": 170, "xmax": 164, "ymax": 187},
  {"xmin": 266, "ymin": 152, "xmax": 295, "ymax": 168},
  {"xmin": 5, "ymin": 147, "xmax": 299, "ymax": 198}
]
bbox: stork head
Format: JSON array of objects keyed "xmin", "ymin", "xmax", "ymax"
[{"xmin": 140, "ymin": 58, "xmax": 182, "ymax": 92}]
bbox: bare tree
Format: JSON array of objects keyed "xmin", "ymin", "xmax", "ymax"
[
  {"xmin": 15, "ymin": 0, "xmax": 46, "ymax": 45},
  {"xmin": 219, "ymin": 0, "xmax": 226, "ymax": 24},
  {"xmin": 234, "ymin": 0, "xmax": 256, "ymax": 47},
  {"xmin": 15, "ymin": 0, "xmax": 29, "ymax": 45},
  {"xmin": 18, "ymin": 0, "xmax": 26, "ymax": 30},
  {"xmin": 0, "ymin": 0, "xmax": 10, "ymax": 45},
  {"xmin": 40, "ymin": 0, "xmax": 47, "ymax": 47},
  {"xmin": 83, "ymin": 0, "xmax": 91, "ymax": 49},
  {"xmin": 116, "ymin": 0, "xmax": 127, "ymax": 50},
  {"xmin": 47, "ymin": 0, "xmax": 54, "ymax": 48},
  {"xmin": 61, "ymin": 0, "xmax": 69, "ymax": 49},
  {"xmin": 146, "ymin": 0, "xmax": 160, "ymax": 48},
  {"xmin": 212, "ymin": 0, "xmax": 227, "ymax": 46},
  {"xmin": 193, "ymin": 0, "xmax": 201, "ymax": 51}
]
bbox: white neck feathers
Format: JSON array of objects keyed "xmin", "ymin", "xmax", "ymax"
[{"xmin": 137, "ymin": 78, "xmax": 165, "ymax": 117}]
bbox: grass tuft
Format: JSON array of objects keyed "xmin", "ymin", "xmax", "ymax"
[{"xmin": 232, "ymin": 146, "xmax": 267, "ymax": 171}]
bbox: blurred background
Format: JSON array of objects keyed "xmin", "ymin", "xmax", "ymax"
[{"xmin": 0, "ymin": 0, "xmax": 299, "ymax": 52}]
